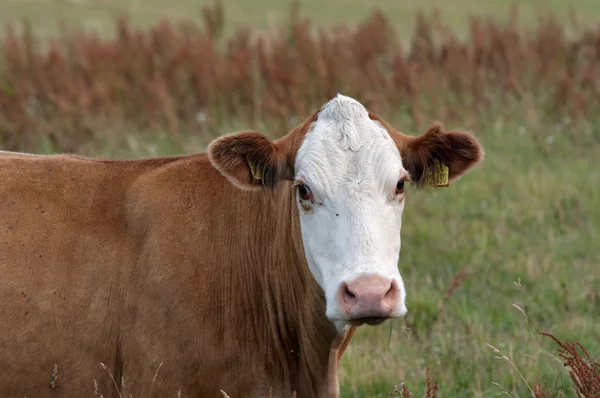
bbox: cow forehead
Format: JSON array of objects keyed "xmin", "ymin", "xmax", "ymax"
[{"xmin": 295, "ymin": 95, "xmax": 403, "ymax": 194}]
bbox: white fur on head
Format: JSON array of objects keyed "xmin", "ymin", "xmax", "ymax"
[{"xmin": 294, "ymin": 94, "xmax": 408, "ymax": 332}]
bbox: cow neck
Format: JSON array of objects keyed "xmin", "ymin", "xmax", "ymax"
[{"xmin": 248, "ymin": 181, "xmax": 341, "ymax": 396}]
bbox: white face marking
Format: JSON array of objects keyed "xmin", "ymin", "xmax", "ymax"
[{"xmin": 294, "ymin": 94, "xmax": 408, "ymax": 331}]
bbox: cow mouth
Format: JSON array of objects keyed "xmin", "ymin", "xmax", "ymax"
[{"xmin": 347, "ymin": 316, "xmax": 390, "ymax": 327}]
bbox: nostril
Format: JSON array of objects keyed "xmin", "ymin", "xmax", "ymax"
[
  {"xmin": 383, "ymin": 281, "xmax": 399, "ymax": 305},
  {"xmin": 345, "ymin": 287, "xmax": 356, "ymax": 299},
  {"xmin": 384, "ymin": 283, "xmax": 393, "ymax": 298},
  {"xmin": 341, "ymin": 283, "xmax": 358, "ymax": 305}
]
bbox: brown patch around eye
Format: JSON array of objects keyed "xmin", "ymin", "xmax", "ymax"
[{"xmin": 300, "ymin": 201, "xmax": 313, "ymax": 212}]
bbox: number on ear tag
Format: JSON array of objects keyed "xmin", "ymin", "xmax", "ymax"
[{"xmin": 424, "ymin": 159, "xmax": 449, "ymax": 187}]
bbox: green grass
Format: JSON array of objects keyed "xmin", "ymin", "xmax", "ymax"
[{"xmin": 2, "ymin": 0, "xmax": 600, "ymax": 39}]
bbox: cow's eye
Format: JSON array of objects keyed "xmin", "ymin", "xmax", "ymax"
[
  {"xmin": 298, "ymin": 184, "xmax": 312, "ymax": 200},
  {"xmin": 396, "ymin": 180, "xmax": 405, "ymax": 194}
]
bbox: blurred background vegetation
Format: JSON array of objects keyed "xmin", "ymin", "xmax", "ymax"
[
  {"xmin": 3, "ymin": 0, "xmax": 600, "ymax": 38},
  {"xmin": 1, "ymin": 0, "xmax": 599, "ymax": 397}
]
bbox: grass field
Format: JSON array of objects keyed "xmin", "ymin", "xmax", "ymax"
[{"xmin": 1, "ymin": 1, "xmax": 600, "ymax": 397}]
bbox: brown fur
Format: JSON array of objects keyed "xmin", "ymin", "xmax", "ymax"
[
  {"xmin": 208, "ymin": 109, "xmax": 321, "ymax": 191},
  {"xmin": 208, "ymin": 131, "xmax": 291, "ymax": 190},
  {"xmin": 0, "ymin": 108, "xmax": 482, "ymax": 398},
  {"xmin": 369, "ymin": 114, "xmax": 484, "ymax": 186}
]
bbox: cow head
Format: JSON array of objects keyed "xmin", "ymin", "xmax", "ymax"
[{"xmin": 208, "ymin": 94, "xmax": 484, "ymax": 332}]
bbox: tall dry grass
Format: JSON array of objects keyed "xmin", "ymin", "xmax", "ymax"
[{"xmin": 0, "ymin": 2, "xmax": 599, "ymax": 152}]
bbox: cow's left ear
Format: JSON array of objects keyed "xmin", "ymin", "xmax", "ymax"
[
  {"xmin": 393, "ymin": 122, "xmax": 484, "ymax": 187},
  {"xmin": 208, "ymin": 131, "xmax": 293, "ymax": 190}
]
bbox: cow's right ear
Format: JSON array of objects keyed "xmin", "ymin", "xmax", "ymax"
[{"xmin": 208, "ymin": 131, "xmax": 293, "ymax": 190}]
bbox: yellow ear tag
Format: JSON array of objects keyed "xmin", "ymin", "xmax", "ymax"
[
  {"xmin": 424, "ymin": 159, "xmax": 450, "ymax": 187},
  {"xmin": 247, "ymin": 159, "xmax": 262, "ymax": 181}
]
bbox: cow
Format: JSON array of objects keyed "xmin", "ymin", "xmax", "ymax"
[{"xmin": 0, "ymin": 94, "xmax": 483, "ymax": 397}]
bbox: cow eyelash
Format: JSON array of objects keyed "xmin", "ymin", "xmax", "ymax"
[{"xmin": 293, "ymin": 181, "xmax": 314, "ymax": 201}]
